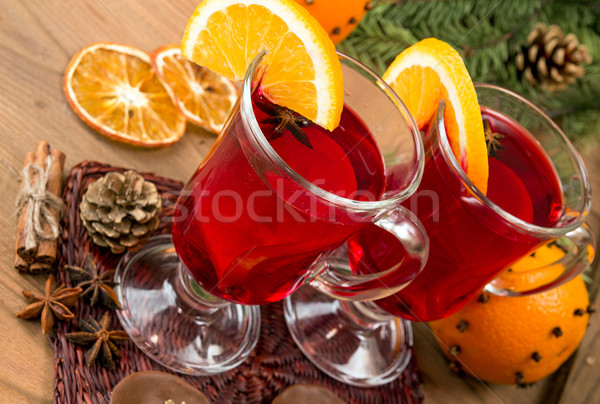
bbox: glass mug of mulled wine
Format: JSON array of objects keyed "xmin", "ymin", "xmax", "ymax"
[
  {"xmin": 341, "ymin": 83, "xmax": 594, "ymax": 322},
  {"xmin": 284, "ymin": 83, "xmax": 594, "ymax": 387},
  {"xmin": 114, "ymin": 51, "xmax": 429, "ymax": 376}
]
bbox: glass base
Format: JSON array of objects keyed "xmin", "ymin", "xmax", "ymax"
[
  {"xmin": 284, "ymin": 284, "xmax": 413, "ymax": 387},
  {"xmin": 114, "ymin": 235, "xmax": 260, "ymax": 375}
]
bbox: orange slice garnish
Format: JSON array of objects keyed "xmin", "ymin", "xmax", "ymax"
[
  {"xmin": 151, "ymin": 44, "xmax": 238, "ymax": 135},
  {"xmin": 383, "ymin": 38, "xmax": 489, "ymax": 194},
  {"xmin": 181, "ymin": 0, "xmax": 343, "ymax": 131},
  {"xmin": 64, "ymin": 42, "xmax": 186, "ymax": 147}
]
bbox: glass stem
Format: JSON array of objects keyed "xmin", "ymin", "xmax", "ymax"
[
  {"xmin": 176, "ymin": 263, "xmax": 230, "ymax": 314},
  {"xmin": 337, "ymin": 300, "xmax": 397, "ymax": 331}
]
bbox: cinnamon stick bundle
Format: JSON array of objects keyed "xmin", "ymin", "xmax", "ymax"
[{"xmin": 14, "ymin": 141, "xmax": 66, "ymax": 273}]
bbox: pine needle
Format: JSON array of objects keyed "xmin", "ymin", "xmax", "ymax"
[{"xmin": 339, "ymin": 0, "xmax": 600, "ymax": 148}]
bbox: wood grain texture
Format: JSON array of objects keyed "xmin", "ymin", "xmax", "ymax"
[
  {"xmin": 0, "ymin": 1, "xmax": 210, "ymax": 403},
  {"xmin": 0, "ymin": 0, "xmax": 598, "ymax": 403}
]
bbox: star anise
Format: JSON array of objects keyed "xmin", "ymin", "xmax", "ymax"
[
  {"xmin": 66, "ymin": 312, "xmax": 129, "ymax": 368},
  {"xmin": 484, "ymin": 119, "xmax": 505, "ymax": 157},
  {"xmin": 255, "ymin": 96, "xmax": 314, "ymax": 148},
  {"xmin": 65, "ymin": 255, "xmax": 121, "ymax": 309},
  {"xmin": 16, "ymin": 274, "xmax": 82, "ymax": 334}
]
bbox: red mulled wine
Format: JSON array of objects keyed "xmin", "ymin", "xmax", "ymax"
[
  {"xmin": 172, "ymin": 90, "xmax": 385, "ymax": 305},
  {"xmin": 349, "ymin": 107, "xmax": 564, "ymax": 321}
]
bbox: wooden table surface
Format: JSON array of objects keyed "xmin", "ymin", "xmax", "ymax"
[{"xmin": 1, "ymin": 1, "xmax": 598, "ymax": 403}]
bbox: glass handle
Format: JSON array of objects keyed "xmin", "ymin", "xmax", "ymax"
[
  {"xmin": 308, "ymin": 206, "xmax": 429, "ymax": 302},
  {"xmin": 486, "ymin": 223, "xmax": 596, "ymax": 297}
]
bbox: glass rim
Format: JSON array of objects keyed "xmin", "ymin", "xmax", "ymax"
[
  {"xmin": 239, "ymin": 50, "xmax": 424, "ymax": 213},
  {"xmin": 437, "ymin": 82, "xmax": 592, "ymax": 237}
]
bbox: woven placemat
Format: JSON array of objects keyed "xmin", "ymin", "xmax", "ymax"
[{"xmin": 51, "ymin": 161, "xmax": 424, "ymax": 404}]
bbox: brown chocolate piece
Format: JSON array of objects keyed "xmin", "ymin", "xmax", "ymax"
[
  {"xmin": 272, "ymin": 384, "xmax": 346, "ymax": 404},
  {"xmin": 110, "ymin": 371, "xmax": 210, "ymax": 404}
]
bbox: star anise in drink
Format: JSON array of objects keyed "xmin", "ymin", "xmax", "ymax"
[
  {"xmin": 255, "ymin": 96, "xmax": 314, "ymax": 149},
  {"xmin": 66, "ymin": 312, "xmax": 129, "ymax": 368},
  {"xmin": 16, "ymin": 274, "xmax": 82, "ymax": 334},
  {"xmin": 484, "ymin": 119, "xmax": 505, "ymax": 157},
  {"xmin": 65, "ymin": 255, "xmax": 121, "ymax": 309}
]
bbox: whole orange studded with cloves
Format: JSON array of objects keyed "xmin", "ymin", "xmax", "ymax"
[
  {"xmin": 430, "ymin": 244, "xmax": 591, "ymax": 385},
  {"xmin": 294, "ymin": 0, "xmax": 372, "ymax": 44}
]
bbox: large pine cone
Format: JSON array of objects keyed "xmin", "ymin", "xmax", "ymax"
[
  {"xmin": 80, "ymin": 171, "xmax": 162, "ymax": 253},
  {"xmin": 515, "ymin": 23, "xmax": 592, "ymax": 91}
]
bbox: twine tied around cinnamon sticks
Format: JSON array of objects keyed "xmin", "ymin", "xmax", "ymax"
[
  {"xmin": 14, "ymin": 141, "xmax": 66, "ymax": 273},
  {"xmin": 16, "ymin": 156, "xmax": 64, "ymax": 247}
]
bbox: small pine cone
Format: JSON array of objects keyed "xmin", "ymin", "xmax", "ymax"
[
  {"xmin": 80, "ymin": 171, "xmax": 162, "ymax": 253},
  {"xmin": 515, "ymin": 23, "xmax": 592, "ymax": 91}
]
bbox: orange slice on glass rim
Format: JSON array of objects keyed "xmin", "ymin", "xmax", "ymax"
[
  {"xmin": 383, "ymin": 38, "xmax": 489, "ymax": 194},
  {"xmin": 64, "ymin": 42, "xmax": 186, "ymax": 147},
  {"xmin": 180, "ymin": 0, "xmax": 343, "ymax": 131},
  {"xmin": 151, "ymin": 44, "xmax": 238, "ymax": 135}
]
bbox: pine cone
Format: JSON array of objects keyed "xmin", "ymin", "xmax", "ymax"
[
  {"xmin": 515, "ymin": 23, "xmax": 592, "ymax": 91},
  {"xmin": 80, "ymin": 171, "xmax": 162, "ymax": 254}
]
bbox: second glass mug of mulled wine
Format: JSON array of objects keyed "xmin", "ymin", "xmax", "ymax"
[
  {"xmin": 283, "ymin": 83, "xmax": 594, "ymax": 387},
  {"xmin": 331, "ymin": 83, "xmax": 594, "ymax": 323},
  {"xmin": 114, "ymin": 51, "xmax": 429, "ymax": 376}
]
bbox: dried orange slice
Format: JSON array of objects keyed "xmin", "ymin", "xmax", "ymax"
[
  {"xmin": 151, "ymin": 44, "xmax": 238, "ymax": 135},
  {"xmin": 64, "ymin": 42, "xmax": 186, "ymax": 147},
  {"xmin": 383, "ymin": 38, "xmax": 489, "ymax": 194},
  {"xmin": 181, "ymin": 0, "xmax": 343, "ymax": 131}
]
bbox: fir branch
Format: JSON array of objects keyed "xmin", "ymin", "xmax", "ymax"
[
  {"xmin": 340, "ymin": 0, "xmax": 600, "ymax": 147},
  {"xmin": 463, "ymin": 0, "xmax": 552, "ymax": 55}
]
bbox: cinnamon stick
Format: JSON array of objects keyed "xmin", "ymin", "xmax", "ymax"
[
  {"xmin": 15, "ymin": 151, "xmax": 37, "ymax": 263},
  {"xmin": 29, "ymin": 261, "xmax": 53, "ymax": 275},
  {"xmin": 35, "ymin": 148, "xmax": 66, "ymax": 264},
  {"xmin": 14, "ymin": 141, "xmax": 66, "ymax": 272},
  {"xmin": 14, "ymin": 255, "xmax": 29, "ymax": 273},
  {"xmin": 16, "ymin": 141, "xmax": 50, "ymax": 261}
]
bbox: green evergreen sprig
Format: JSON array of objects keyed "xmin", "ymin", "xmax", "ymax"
[{"xmin": 339, "ymin": 0, "xmax": 600, "ymax": 148}]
